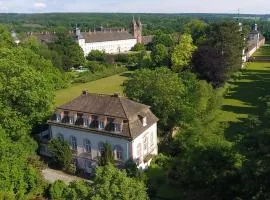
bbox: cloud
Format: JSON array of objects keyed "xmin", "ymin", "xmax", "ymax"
[{"xmin": 34, "ymin": 2, "xmax": 47, "ymax": 10}]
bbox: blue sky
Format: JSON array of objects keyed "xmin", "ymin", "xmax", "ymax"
[{"xmin": 0, "ymin": 0, "xmax": 269, "ymax": 14}]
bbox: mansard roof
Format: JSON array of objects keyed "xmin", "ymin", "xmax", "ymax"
[
  {"xmin": 57, "ymin": 92, "xmax": 149, "ymax": 119},
  {"xmin": 55, "ymin": 92, "xmax": 158, "ymax": 140},
  {"xmin": 81, "ymin": 31, "xmax": 135, "ymax": 43}
]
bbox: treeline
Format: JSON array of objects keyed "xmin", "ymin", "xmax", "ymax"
[
  {"xmin": 0, "ymin": 24, "xmax": 149, "ymax": 200},
  {"xmin": 122, "ymin": 19, "xmax": 270, "ymax": 199},
  {"xmin": 2, "ymin": 13, "xmax": 270, "ymax": 38}
]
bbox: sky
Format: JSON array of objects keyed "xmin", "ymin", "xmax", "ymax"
[{"xmin": 0, "ymin": 0, "xmax": 270, "ymax": 14}]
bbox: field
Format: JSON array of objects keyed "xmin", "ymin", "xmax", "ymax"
[
  {"xmin": 220, "ymin": 45, "xmax": 270, "ymax": 137},
  {"xmin": 54, "ymin": 72, "xmax": 131, "ymax": 107}
]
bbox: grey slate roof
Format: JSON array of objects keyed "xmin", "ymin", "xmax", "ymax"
[
  {"xmin": 81, "ymin": 31, "xmax": 135, "ymax": 43},
  {"xmin": 56, "ymin": 93, "xmax": 158, "ymax": 140}
]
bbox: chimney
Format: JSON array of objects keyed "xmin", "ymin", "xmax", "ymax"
[{"xmin": 82, "ymin": 90, "xmax": 89, "ymax": 95}]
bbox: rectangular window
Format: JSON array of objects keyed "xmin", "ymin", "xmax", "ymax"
[
  {"xmin": 143, "ymin": 137, "xmax": 148, "ymax": 154},
  {"xmin": 150, "ymin": 132, "xmax": 154, "ymax": 147},
  {"xmin": 114, "ymin": 123, "xmax": 122, "ymax": 132},
  {"xmin": 90, "ymin": 115, "xmax": 99, "ymax": 128},
  {"xmin": 99, "ymin": 121, "xmax": 105, "ymax": 129}
]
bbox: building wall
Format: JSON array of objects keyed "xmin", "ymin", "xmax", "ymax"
[
  {"xmin": 131, "ymin": 123, "xmax": 158, "ymax": 169},
  {"xmin": 78, "ymin": 38, "xmax": 137, "ymax": 56},
  {"xmin": 50, "ymin": 123, "xmax": 157, "ymax": 172}
]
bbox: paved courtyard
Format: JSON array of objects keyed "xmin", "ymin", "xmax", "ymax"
[{"xmin": 42, "ymin": 168, "xmax": 83, "ymax": 184}]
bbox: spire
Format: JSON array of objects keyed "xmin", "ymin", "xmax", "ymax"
[{"xmin": 132, "ymin": 15, "xmax": 136, "ymax": 24}]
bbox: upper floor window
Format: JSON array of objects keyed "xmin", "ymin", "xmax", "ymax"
[
  {"xmin": 83, "ymin": 116, "xmax": 89, "ymax": 127},
  {"xmin": 56, "ymin": 114, "xmax": 61, "ymax": 122},
  {"xmin": 99, "ymin": 121, "xmax": 105, "ymax": 130},
  {"xmin": 83, "ymin": 139, "xmax": 91, "ymax": 153},
  {"xmin": 62, "ymin": 111, "xmax": 69, "ymax": 123},
  {"xmin": 114, "ymin": 123, "xmax": 122, "ymax": 132},
  {"xmin": 75, "ymin": 113, "xmax": 84, "ymax": 126},
  {"xmin": 57, "ymin": 133, "xmax": 64, "ymax": 141},
  {"xmin": 114, "ymin": 145, "xmax": 123, "ymax": 161},
  {"xmin": 150, "ymin": 132, "xmax": 154, "ymax": 147},
  {"xmin": 98, "ymin": 142, "xmax": 105, "ymax": 157},
  {"xmin": 69, "ymin": 116, "xmax": 75, "ymax": 125},
  {"xmin": 90, "ymin": 115, "xmax": 99, "ymax": 128},
  {"xmin": 139, "ymin": 115, "xmax": 147, "ymax": 127},
  {"xmin": 106, "ymin": 118, "xmax": 115, "ymax": 131},
  {"xmin": 70, "ymin": 136, "xmax": 77, "ymax": 151},
  {"xmin": 137, "ymin": 143, "xmax": 142, "ymax": 158},
  {"xmin": 143, "ymin": 136, "xmax": 148, "ymax": 154}
]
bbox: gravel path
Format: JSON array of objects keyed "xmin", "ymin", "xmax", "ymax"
[{"xmin": 42, "ymin": 168, "xmax": 82, "ymax": 184}]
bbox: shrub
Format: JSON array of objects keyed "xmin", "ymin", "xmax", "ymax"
[
  {"xmin": 48, "ymin": 138, "xmax": 72, "ymax": 170},
  {"xmin": 131, "ymin": 43, "xmax": 146, "ymax": 51},
  {"xmin": 86, "ymin": 50, "xmax": 106, "ymax": 62}
]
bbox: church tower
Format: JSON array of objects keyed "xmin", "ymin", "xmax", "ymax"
[{"xmin": 132, "ymin": 17, "xmax": 142, "ymax": 43}]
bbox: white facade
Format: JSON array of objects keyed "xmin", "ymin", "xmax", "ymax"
[
  {"xmin": 49, "ymin": 122, "xmax": 158, "ymax": 172},
  {"xmin": 78, "ymin": 38, "xmax": 137, "ymax": 56}
]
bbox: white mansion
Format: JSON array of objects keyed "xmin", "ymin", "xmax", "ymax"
[
  {"xmin": 25, "ymin": 17, "xmax": 143, "ymax": 56},
  {"xmin": 40, "ymin": 91, "xmax": 158, "ymax": 173},
  {"xmin": 75, "ymin": 17, "xmax": 142, "ymax": 55}
]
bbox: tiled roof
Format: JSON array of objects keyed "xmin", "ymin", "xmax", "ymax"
[
  {"xmin": 55, "ymin": 93, "xmax": 158, "ymax": 139},
  {"xmin": 81, "ymin": 31, "xmax": 135, "ymax": 43}
]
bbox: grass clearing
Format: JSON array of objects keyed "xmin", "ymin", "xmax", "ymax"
[
  {"xmin": 253, "ymin": 45, "xmax": 270, "ymax": 56},
  {"xmin": 220, "ymin": 45, "xmax": 270, "ymax": 137},
  {"xmin": 54, "ymin": 71, "xmax": 132, "ymax": 107}
]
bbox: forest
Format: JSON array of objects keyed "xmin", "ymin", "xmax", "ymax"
[{"xmin": 1, "ymin": 13, "xmax": 270, "ymax": 200}]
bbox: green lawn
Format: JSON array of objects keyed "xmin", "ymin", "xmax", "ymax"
[
  {"xmin": 253, "ymin": 45, "xmax": 270, "ymax": 56},
  {"xmin": 54, "ymin": 72, "xmax": 131, "ymax": 107},
  {"xmin": 219, "ymin": 46, "xmax": 270, "ymax": 136}
]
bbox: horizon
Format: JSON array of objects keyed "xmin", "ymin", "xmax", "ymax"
[
  {"xmin": 0, "ymin": 12, "xmax": 269, "ymax": 16},
  {"xmin": 0, "ymin": 0, "xmax": 270, "ymax": 15}
]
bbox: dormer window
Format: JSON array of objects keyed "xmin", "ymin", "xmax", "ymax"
[
  {"xmin": 139, "ymin": 115, "xmax": 147, "ymax": 127},
  {"xmin": 90, "ymin": 115, "xmax": 99, "ymax": 128},
  {"xmin": 56, "ymin": 114, "xmax": 61, "ymax": 122},
  {"xmin": 114, "ymin": 123, "xmax": 122, "ymax": 132},
  {"xmin": 83, "ymin": 116, "xmax": 89, "ymax": 127},
  {"xmin": 99, "ymin": 121, "xmax": 105, "ymax": 130},
  {"xmin": 69, "ymin": 116, "xmax": 74, "ymax": 124},
  {"xmin": 106, "ymin": 118, "xmax": 115, "ymax": 131}
]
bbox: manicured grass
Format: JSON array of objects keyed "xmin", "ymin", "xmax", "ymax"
[
  {"xmin": 54, "ymin": 71, "xmax": 132, "ymax": 107},
  {"xmin": 219, "ymin": 45, "xmax": 270, "ymax": 136},
  {"xmin": 253, "ymin": 45, "xmax": 270, "ymax": 56}
]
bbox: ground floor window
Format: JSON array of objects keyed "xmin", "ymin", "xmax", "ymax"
[
  {"xmin": 114, "ymin": 145, "xmax": 123, "ymax": 161},
  {"xmin": 85, "ymin": 160, "xmax": 92, "ymax": 169}
]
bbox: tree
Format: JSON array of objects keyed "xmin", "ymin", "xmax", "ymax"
[
  {"xmin": 124, "ymin": 68, "xmax": 213, "ymax": 130},
  {"xmin": 184, "ymin": 19, "xmax": 207, "ymax": 45},
  {"xmin": 124, "ymin": 160, "xmax": 140, "ymax": 178},
  {"xmin": 193, "ymin": 21, "xmax": 244, "ymax": 86},
  {"xmin": 66, "ymin": 44, "xmax": 85, "ymax": 68},
  {"xmin": 48, "ymin": 138, "xmax": 72, "ymax": 170},
  {"xmin": 49, "ymin": 33, "xmax": 85, "ymax": 70},
  {"xmin": 171, "ymin": 33, "xmax": 197, "ymax": 72},
  {"xmin": 151, "ymin": 31, "xmax": 174, "ymax": 47},
  {"xmin": 151, "ymin": 44, "xmax": 169, "ymax": 67},
  {"xmin": 0, "ymin": 128, "xmax": 45, "ymax": 199},
  {"xmin": 98, "ymin": 143, "xmax": 114, "ymax": 166},
  {"xmin": 48, "ymin": 180, "xmax": 68, "ymax": 199},
  {"xmin": 131, "ymin": 43, "xmax": 146, "ymax": 51},
  {"xmin": 86, "ymin": 50, "xmax": 106, "ymax": 62},
  {"xmin": 89, "ymin": 164, "xmax": 149, "ymax": 200}
]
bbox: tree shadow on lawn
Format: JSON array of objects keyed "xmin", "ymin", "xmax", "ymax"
[{"xmin": 222, "ymin": 68, "xmax": 270, "ymax": 140}]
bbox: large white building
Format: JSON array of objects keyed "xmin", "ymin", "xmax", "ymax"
[
  {"xmin": 75, "ymin": 18, "xmax": 142, "ymax": 56},
  {"xmin": 40, "ymin": 91, "xmax": 158, "ymax": 173}
]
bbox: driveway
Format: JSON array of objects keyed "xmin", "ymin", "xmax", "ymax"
[{"xmin": 42, "ymin": 168, "xmax": 83, "ymax": 184}]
